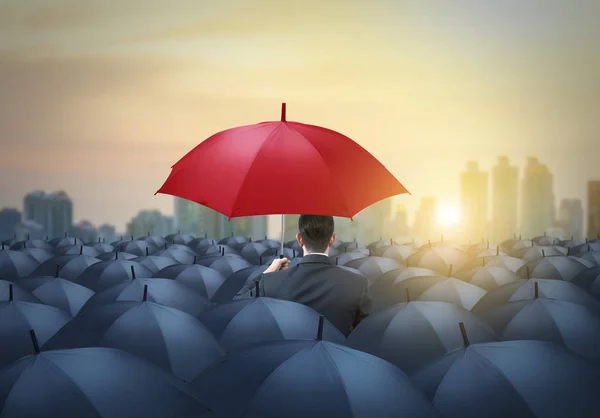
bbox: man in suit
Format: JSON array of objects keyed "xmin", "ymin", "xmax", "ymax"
[{"xmin": 237, "ymin": 214, "xmax": 371, "ymax": 336}]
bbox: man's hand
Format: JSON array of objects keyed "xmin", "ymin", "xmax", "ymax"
[{"xmin": 264, "ymin": 257, "xmax": 289, "ymax": 273}]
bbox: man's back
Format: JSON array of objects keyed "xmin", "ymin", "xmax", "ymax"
[{"xmin": 255, "ymin": 254, "xmax": 371, "ymax": 336}]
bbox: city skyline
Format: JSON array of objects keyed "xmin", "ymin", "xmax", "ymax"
[
  {"xmin": 1, "ymin": 155, "xmax": 597, "ymax": 242},
  {"xmin": 1, "ymin": 1, "xmax": 599, "ymax": 236}
]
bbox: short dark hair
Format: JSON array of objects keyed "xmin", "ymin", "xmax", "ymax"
[{"xmin": 298, "ymin": 215, "xmax": 334, "ymax": 252}]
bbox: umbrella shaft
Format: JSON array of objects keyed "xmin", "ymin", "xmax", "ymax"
[{"xmin": 280, "ymin": 214, "xmax": 285, "ymax": 255}]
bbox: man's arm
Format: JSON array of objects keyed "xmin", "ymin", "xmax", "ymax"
[{"xmin": 234, "ymin": 277, "xmax": 262, "ymax": 299}]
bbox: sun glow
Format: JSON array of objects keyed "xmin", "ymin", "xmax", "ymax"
[{"xmin": 436, "ymin": 202, "xmax": 462, "ymax": 228}]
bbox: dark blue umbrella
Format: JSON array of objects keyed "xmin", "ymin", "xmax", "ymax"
[
  {"xmin": 56, "ymin": 245, "xmax": 100, "ymax": 257},
  {"xmin": 572, "ymin": 266, "xmax": 600, "ymax": 298},
  {"xmin": 17, "ymin": 277, "xmax": 94, "ymax": 316},
  {"xmin": 239, "ymin": 242, "xmax": 270, "ymax": 264},
  {"xmin": 369, "ymin": 267, "xmax": 437, "ymax": 312},
  {"xmin": 142, "ymin": 234, "xmax": 168, "ymax": 247},
  {"xmin": 0, "ymin": 248, "xmax": 40, "ymax": 280},
  {"xmin": 0, "ymin": 280, "xmax": 39, "ymax": 302},
  {"xmin": 29, "ymin": 255, "xmax": 100, "ymax": 281},
  {"xmin": 559, "ymin": 238, "xmax": 586, "ymax": 247},
  {"xmin": 188, "ymin": 337, "xmax": 440, "ymax": 418},
  {"xmin": 256, "ymin": 238, "xmax": 281, "ymax": 249},
  {"xmin": 209, "ymin": 255, "xmax": 253, "ymax": 277},
  {"xmin": 9, "ymin": 239, "xmax": 53, "ymax": 251},
  {"xmin": 532, "ymin": 235, "xmax": 562, "ymax": 246},
  {"xmin": 377, "ymin": 244, "xmax": 416, "ymax": 261},
  {"xmin": 406, "ymin": 247, "xmax": 470, "ymax": 274},
  {"xmin": 500, "ymin": 237, "xmax": 533, "ymax": 252},
  {"xmin": 0, "ymin": 301, "xmax": 71, "ymax": 368},
  {"xmin": 49, "ymin": 236, "xmax": 78, "ymax": 248},
  {"xmin": 81, "ymin": 278, "xmax": 212, "ymax": 316},
  {"xmin": 472, "ymin": 279, "xmax": 600, "ymax": 315},
  {"xmin": 457, "ymin": 255, "xmax": 526, "ymax": 274},
  {"xmin": 511, "ymin": 245, "xmax": 567, "ymax": 261},
  {"xmin": 17, "ymin": 248, "xmax": 54, "ymax": 264},
  {"xmin": 218, "ymin": 235, "xmax": 249, "ymax": 249},
  {"xmin": 482, "ymin": 296, "xmax": 600, "ymax": 365},
  {"xmin": 132, "ymin": 254, "xmax": 179, "ymax": 273},
  {"xmin": 338, "ymin": 241, "xmax": 366, "ymax": 252},
  {"xmin": 198, "ymin": 298, "xmax": 345, "ymax": 352},
  {"xmin": 335, "ymin": 252, "xmax": 368, "ymax": 266},
  {"xmin": 455, "ymin": 266, "xmax": 521, "ymax": 291},
  {"xmin": 0, "ymin": 344, "xmax": 212, "ymax": 418},
  {"xmin": 77, "ymin": 260, "xmax": 153, "ymax": 291},
  {"xmin": 96, "ymin": 250, "xmax": 138, "ymax": 261},
  {"xmin": 344, "ymin": 256, "xmax": 403, "ymax": 281},
  {"xmin": 411, "ymin": 340, "xmax": 600, "ymax": 418},
  {"xmin": 346, "ymin": 301, "xmax": 498, "ymax": 374},
  {"xmin": 43, "ymin": 299, "xmax": 225, "ymax": 381},
  {"xmin": 91, "ymin": 242, "xmax": 115, "ymax": 253},
  {"xmin": 118, "ymin": 239, "xmax": 159, "ymax": 256},
  {"xmin": 579, "ymin": 252, "xmax": 600, "ymax": 266},
  {"xmin": 516, "ymin": 256, "xmax": 594, "ymax": 281},
  {"xmin": 211, "ymin": 265, "xmax": 269, "ymax": 302},
  {"xmin": 153, "ymin": 264, "xmax": 227, "ymax": 301},
  {"xmin": 196, "ymin": 245, "xmax": 238, "ymax": 259},
  {"xmin": 154, "ymin": 247, "xmax": 198, "ymax": 264},
  {"xmin": 367, "ymin": 238, "xmax": 395, "ymax": 250},
  {"xmin": 165, "ymin": 232, "xmax": 195, "ymax": 245},
  {"xmin": 572, "ymin": 243, "xmax": 600, "ymax": 254},
  {"xmin": 261, "ymin": 246, "xmax": 298, "ymax": 260},
  {"xmin": 284, "ymin": 239, "xmax": 303, "ymax": 252}
]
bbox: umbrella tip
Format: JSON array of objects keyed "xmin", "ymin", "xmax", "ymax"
[
  {"xmin": 131, "ymin": 265, "xmax": 136, "ymax": 280},
  {"xmin": 29, "ymin": 329, "xmax": 40, "ymax": 354},
  {"xmin": 55, "ymin": 264, "xmax": 60, "ymax": 278},
  {"xmin": 143, "ymin": 284, "xmax": 148, "ymax": 302},
  {"xmin": 405, "ymin": 288, "xmax": 410, "ymax": 303},
  {"xmin": 281, "ymin": 102, "xmax": 286, "ymax": 121},
  {"xmin": 534, "ymin": 281, "xmax": 539, "ymax": 299},
  {"xmin": 254, "ymin": 280, "xmax": 260, "ymax": 298},
  {"xmin": 316, "ymin": 315, "xmax": 324, "ymax": 341},
  {"xmin": 458, "ymin": 322, "xmax": 470, "ymax": 347},
  {"xmin": 8, "ymin": 284, "xmax": 13, "ymax": 301}
]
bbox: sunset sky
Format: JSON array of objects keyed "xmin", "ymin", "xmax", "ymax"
[{"xmin": 1, "ymin": 0, "xmax": 599, "ymax": 234}]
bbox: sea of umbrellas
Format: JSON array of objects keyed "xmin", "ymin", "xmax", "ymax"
[{"xmin": 1, "ymin": 231, "xmax": 600, "ymax": 417}]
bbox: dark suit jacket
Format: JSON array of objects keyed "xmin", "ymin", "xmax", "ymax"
[{"xmin": 236, "ymin": 254, "xmax": 372, "ymax": 336}]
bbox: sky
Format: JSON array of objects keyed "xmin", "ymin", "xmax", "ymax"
[{"xmin": 0, "ymin": 0, "xmax": 599, "ymax": 234}]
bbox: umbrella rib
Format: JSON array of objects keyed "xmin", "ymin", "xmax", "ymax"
[
  {"xmin": 228, "ymin": 125, "xmax": 281, "ymax": 217},
  {"xmin": 291, "ymin": 126, "xmax": 352, "ymax": 217}
]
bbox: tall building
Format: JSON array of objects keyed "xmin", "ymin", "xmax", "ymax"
[
  {"xmin": 412, "ymin": 197, "xmax": 437, "ymax": 240},
  {"xmin": 174, "ymin": 198, "xmax": 204, "ymax": 235},
  {"xmin": 233, "ymin": 216, "xmax": 268, "ymax": 240},
  {"xmin": 491, "ymin": 156, "xmax": 519, "ymax": 242},
  {"xmin": 557, "ymin": 199, "xmax": 583, "ymax": 240},
  {"xmin": 588, "ymin": 181, "xmax": 600, "ymax": 239},
  {"xmin": 0, "ymin": 208, "xmax": 21, "ymax": 240},
  {"xmin": 126, "ymin": 210, "xmax": 173, "ymax": 238},
  {"xmin": 460, "ymin": 161, "xmax": 488, "ymax": 241},
  {"xmin": 23, "ymin": 191, "xmax": 73, "ymax": 240},
  {"xmin": 70, "ymin": 220, "xmax": 98, "ymax": 243},
  {"xmin": 520, "ymin": 158, "xmax": 555, "ymax": 239},
  {"xmin": 393, "ymin": 203, "xmax": 410, "ymax": 238},
  {"xmin": 98, "ymin": 224, "xmax": 117, "ymax": 243}
]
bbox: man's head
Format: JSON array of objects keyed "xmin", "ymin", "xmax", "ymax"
[{"xmin": 296, "ymin": 215, "xmax": 336, "ymax": 254}]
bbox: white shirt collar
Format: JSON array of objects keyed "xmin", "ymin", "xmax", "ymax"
[{"xmin": 305, "ymin": 252, "xmax": 329, "ymax": 257}]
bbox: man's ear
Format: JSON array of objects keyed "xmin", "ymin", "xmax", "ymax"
[
  {"xmin": 329, "ymin": 233, "xmax": 336, "ymax": 247},
  {"xmin": 296, "ymin": 232, "xmax": 303, "ymax": 247}
]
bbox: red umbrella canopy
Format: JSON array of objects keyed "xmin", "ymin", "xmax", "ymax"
[{"xmin": 156, "ymin": 103, "xmax": 409, "ymax": 218}]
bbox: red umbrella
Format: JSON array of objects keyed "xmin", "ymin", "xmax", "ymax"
[{"xmin": 156, "ymin": 103, "xmax": 409, "ymax": 251}]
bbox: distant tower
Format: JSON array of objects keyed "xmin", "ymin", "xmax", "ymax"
[
  {"xmin": 588, "ymin": 181, "xmax": 600, "ymax": 239},
  {"xmin": 557, "ymin": 199, "xmax": 583, "ymax": 240},
  {"xmin": 491, "ymin": 156, "xmax": 519, "ymax": 242},
  {"xmin": 23, "ymin": 190, "xmax": 73, "ymax": 240},
  {"xmin": 393, "ymin": 203, "xmax": 410, "ymax": 238},
  {"xmin": 460, "ymin": 162, "xmax": 488, "ymax": 241},
  {"xmin": 520, "ymin": 158, "xmax": 555, "ymax": 238},
  {"xmin": 412, "ymin": 197, "xmax": 437, "ymax": 240}
]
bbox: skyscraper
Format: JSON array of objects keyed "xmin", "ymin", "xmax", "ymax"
[
  {"xmin": 23, "ymin": 191, "xmax": 73, "ymax": 239},
  {"xmin": 0, "ymin": 208, "xmax": 21, "ymax": 240},
  {"xmin": 520, "ymin": 158, "xmax": 555, "ymax": 239},
  {"xmin": 174, "ymin": 198, "xmax": 203, "ymax": 235},
  {"xmin": 233, "ymin": 216, "xmax": 268, "ymax": 240},
  {"xmin": 412, "ymin": 197, "xmax": 437, "ymax": 240},
  {"xmin": 70, "ymin": 220, "xmax": 98, "ymax": 243},
  {"xmin": 460, "ymin": 161, "xmax": 488, "ymax": 241},
  {"xmin": 393, "ymin": 203, "xmax": 410, "ymax": 238},
  {"xmin": 588, "ymin": 181, "xmax": 600, "ymax": 239},
  {"xmin": 557, "ymin": 199, "xmax": 584, "ymax": 240},
  {"xmin": 491, "ymin": 156, "xmax": 519, "ymax": 242},
  {"xmin": 126, "ymin": 210, "xmax": 173, "ymax": 238}
]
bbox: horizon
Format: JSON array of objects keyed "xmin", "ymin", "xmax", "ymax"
[{"xmin": 1, "ymin": 1, "xmax": 599, "ymax": 233}]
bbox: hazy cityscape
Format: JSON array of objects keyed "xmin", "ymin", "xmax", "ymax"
[{"xmin": 2, "ymin": 155, "xmax": 599, "ymax": 244}]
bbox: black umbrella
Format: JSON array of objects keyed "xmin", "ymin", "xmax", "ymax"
[
  {"xmin": 218, "ymin": 235, "xmax": 249, "ymax": 249},
  {"xmin": 165, "ymin": 232, "xmax": 195, "ymax": 245},
  {"xmin": 153, "ymin": 264, "xmax": 228, "ymax": 301},
  {"xmin": 153, "ymin": 247, "xmax": 197, "ymax": 264},
  {"xmin": 482, "ymin": 296, "xmax": 600, "ymax": 365},
  {"xmin": 510, "ymin": 245, "xmax": 567, "ymax": 261},
  {"xmin": 572, "ymin": 242, "xmax": 600, "ymax": 254},
  {"xmin": 58, "ymin": 245, "xmax": 101, "ymax": 257},
  {"xmin": 516, "ymin": 256, "xmax": 594, "ymax": 281},
  {"xmin": 0, "ymin": 344, "xmax": 211, "ymax": 418},
  {"xmin": 455, "ymin": 266, "xmax": 521, "ymax": 291},
  {"xmin": 209, "ymin": 255, "xmax": 253, "ymax": 277},
  {"xmin": 211, "ymin": 265, "xmax": 269, "ymax": 302},
  {"xmin": 344, "ymin": 256, "xmax": 403, "ymax": 281},
  {"xmin": 17, "ymin": 277, "xmax": 94, "ymax": 316},
  {"xmin": 411, "ymin": 339, "xmax": 600, "ymax": 418},
  {"xmin": 405, "ymin": 247, "xmax": 470, "ymax": 275},
  {"xmin": 188, "ymin": 338, "xmax": 440, "ymax": 418},
  {"xmin": 0, "ymin": 248, "xmax": 40, "ymax": 280},
  {"xmin": 579, "ymin": 252, "xmax": 600, "ymax": 266},
  {"xmin": 457, "ymin": 255, "xmax": 526, "ymax": 274},
  {"xmin": 369, "ymin": 267, "xmax": 437, "ymax": 312},
  {"xmin": 238, "ymin": 242, "xmax": 270, "ymax": 264},
  {"xmin": 131, "ymin": 254, "xmax": 179, "ymax": 274},
  {"xmin": 16, "ymin": 248, "xmax": 54, "ymax": 264},
  {"xmin": 91, "ymin": 242, "xmax": 115, "ymax": 253},
  {"xmin": 142, "ymin": 234, "xmax": 168, "ymax": 247},
  {"xmin": 49, "ymin": 236, "xmax": 77, "ymax": 248},
  {"xmin": 188, "ymin": 237, "xmax": 218, "ymax": 253},
  {"xmin": 118, "ymin": 240, "xmax": 159, "ymax": 257},
  {"xmin": 346, "ymin": 301, "xmax": 498, "ymax": 374},
  {"xmin": 28, "ymin": 255, "xmax": 100, "ymax": 281},
  {"xmin": 0, "ymin": 301, "xmax": 71, "ymax": 368},
  {"xmin": 198, "ymin": 298, "xmax": 345, "ymax": 352},
  {"xmin": 472, "ymin": 279, "xmax": 600, "ymax": 315},
  {"xmin": 77, "ymin": 260, "xmax": 153, "ymax": 291},
  {"xmin": 43, "ymin": 299, "xmax": 225, "ymax": 381},
  {"xmin": 81, "ymin": 278, "xmax": 213, "ymax": 317},
  {"xmin": 255, "ymin": 238, "xmax": 281, "ymax": 249},
  {"xmin": 571, "ymin": 266, "xmax": 600, "ymax": 298},
  {"xmin": 96, "ymin": 250, "xmax": 138, "ymax": 261},
  {"xmin": 0, "ymin": 280, "xmax": 39, "ymax": 302},
  {"xmin": 532, "ymin": 235, "xmax": 562, "ymax": 246},
  {"xmin": 377, "ymin": 244, "xmax": 416, "ymax": 262},
  {"xmin": 9, "ymin": 239, "xmax": 53, "ymax": 251}
]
